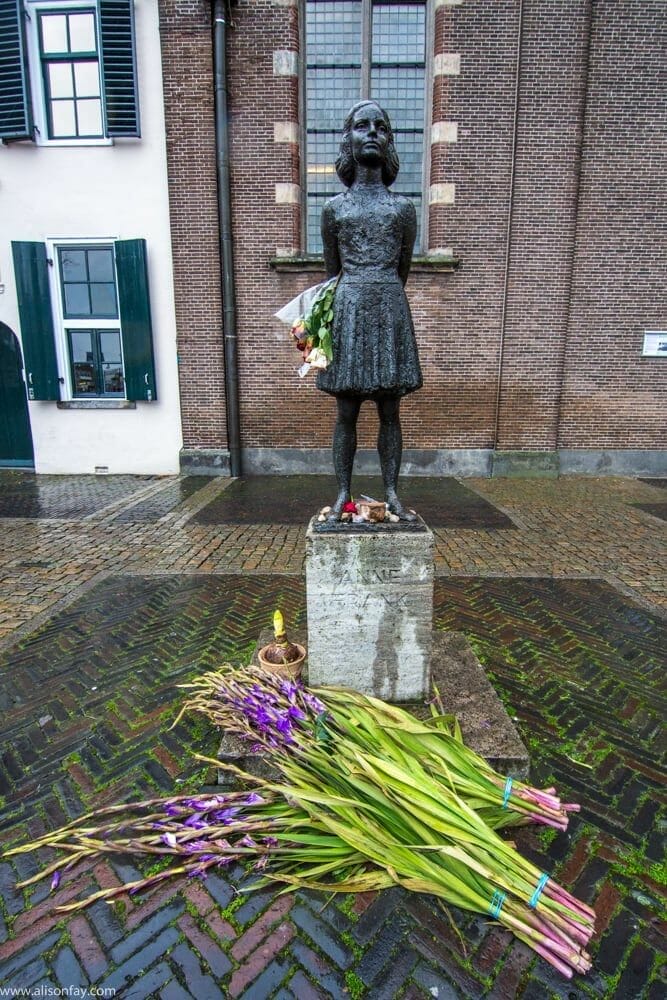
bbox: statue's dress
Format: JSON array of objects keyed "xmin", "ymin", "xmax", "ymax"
[{"xmin": 316, "ymin": 187, "xmax": 423, "ymax": 399}]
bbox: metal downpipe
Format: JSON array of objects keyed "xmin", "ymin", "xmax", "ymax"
[
  {"xmin": 213, "ymin": 0, "xmax": 241, "ymax": 477},
  {"xmin": 493, "ymin": 0, "xmax": 524, "ymax": 450}
]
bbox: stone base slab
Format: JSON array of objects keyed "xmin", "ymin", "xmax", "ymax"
[
  {"xmin": 181, "ymin": 447, "xmax": 667, "ymax": 479},
  {"xmin": 425, "ymin": 631, "xmax": 529, "ymax": 778},
  {"xmin": 305, "ymin": 516, "xmax": 434, "ymax": 702}
]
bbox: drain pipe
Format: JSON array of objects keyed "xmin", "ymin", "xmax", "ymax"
[
  {"xmin": 492, "ymin": 0, "xmax": 524, "ymax": 449},
  {"xmin": 213, "ymin": 0, "xmax": 241, "ymax": 477}
]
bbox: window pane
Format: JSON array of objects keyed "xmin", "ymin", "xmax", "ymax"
[
  {"xmin": 307, "ymin": 133, "xmax": 344, "ymax": 194},
  {"xmin": 371, "ymin": 67, "xmax": 425, "ymax": 130},
  {"xmin": 48, "ymin": 63, "xmax": 74, "ymax": 99},
  {"xmin": 90, "ymin": 283, "xmax": 118, "ymax": 317},
  {"xmin": 372, "ymin": 4, "xmax": 425, "ymax": 63},
  {"xmin": 68, "ymin": 13, "xmax": 96, "ymax": 53},
  {"xmin": 69, "ymin": 330, "xmax": 98, "ymax": 394},
  {"xmin": 307, "ymin": 194, "xmax": 331, "ymax": 254},
  {"xmin": 100, "ymin": 330, "xmax": 125, "ymax": 392},
  {"xmin": 70, "ymin": 330, "xmax": 94, "ymax": 362},
  {"xmin": 76, "ymin": 99, "xmax": 103, "ymax": 136},
  {"xmin": 60, "ymin": 250, "xmax": 87, "ymax": 282},
  {"xmin": 73, "ymin": 61, "xmax": 100, "ymax": 97},
  {"xmin": 306, "ymin": 1, "xmax": 362, "ymax": 65},
  {"xmin": 307, "ymin": 68, "xmax": 361, "ymax": 131},
  {"xmin": 87, "ymin": 249, "xmax": 114, "ymax": 282},
  {"xmin": 51, "ymin": 100, "xmax": 77, "ymax": 138},
  {"xmin": 64, "ymin": 283, "xmax": 91, "ymax": 316},
  {"xmin": 41, "ymin": 15, "xmax": 68, "ymax": 54},
  {"xmin": 103, "ymin": 365, "xmax": 125, "ymax": 394},
  {"xmin": 99, "ymin": 330, "xmax": 122, "ymax": 364}
]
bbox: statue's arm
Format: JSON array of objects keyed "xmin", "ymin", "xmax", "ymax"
[
  {"xmin": 321, "ymin": 201, "xmax": 341, "ymax": 278},
  {"xmin": 398, "ymin": 199, "xmax": 417, "ymax": 286}
]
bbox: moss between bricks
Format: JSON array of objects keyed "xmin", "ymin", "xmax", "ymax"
[{"xmin": 345, "ymin": 970, "xmax": 366, "ymax": 999}]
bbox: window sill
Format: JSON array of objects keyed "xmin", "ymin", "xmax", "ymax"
[
  {"xmin": 269, "ymin": 254, "xmax": 461, "ymax": 273},
  {"xmin": 57, "ymin": 400, "xmax": 136, "ymax": 409},
  {"xmin": 35, "ymin": 138, "xmax": 114, "ymax": 147}
]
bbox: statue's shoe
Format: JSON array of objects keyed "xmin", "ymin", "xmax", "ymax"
[
  {"xmin": 326, "ymin": 492, "xmax": 350, "ymax": 522},
  {"xmin": 386, "ymin": 497, "xmax": 417, "ymax": 522}
]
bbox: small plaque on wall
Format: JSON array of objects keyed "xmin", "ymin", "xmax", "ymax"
[{"xmin": 642, "ymin": 332, "xmax": 667, "ymax": 356}]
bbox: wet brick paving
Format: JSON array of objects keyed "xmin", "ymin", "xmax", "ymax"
[
  {"xmin": 0, "ymin": 471, "xmax": 665, "ymax": 997},
  {"xmin": 0, "ymin": 471, "xmax": 156, "ymax": 520},
  {"xmin": 192, "ymin": 475, "xmax": 515, "ymax": 529},
  {"xmin": 113, "ymin": 477, "xmax": 214, "ymax": 523},
  {"xmin": 633, "ymin": 504, "xmax": 667, "ymax": 523}
]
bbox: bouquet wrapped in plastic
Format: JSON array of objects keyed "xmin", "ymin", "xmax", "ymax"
[{"xmin": 275, "ymin": 276, "xmax": 338, "ymax": 378}]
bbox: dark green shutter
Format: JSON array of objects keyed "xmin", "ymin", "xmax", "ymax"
[
  {"xmin": 11, "ymin": 242, "xmax": 60, "ymax": 400},
  {"xmin": 115, "ymin": 239, "xmax": 157, "ymax": 401},
  {"xmin": 0, "ymin": 0, "xmax": 34, "ymax": 141},
  {"xmin": 99, "ymin": 0, "xmax": 140, "ymax": 137}
]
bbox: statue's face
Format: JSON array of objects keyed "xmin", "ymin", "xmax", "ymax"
[{"xmin": 350, "ymin": 105, "xmax": 389, "ymax": 167}]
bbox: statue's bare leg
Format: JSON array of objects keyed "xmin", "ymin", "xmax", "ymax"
[
  {"xmin": 377, "ymin": 396, "xmax": 416, "ymax": 522},
  {"xmin": 329, "ymin": 396, "xmax": 362, "ymax": 520}
]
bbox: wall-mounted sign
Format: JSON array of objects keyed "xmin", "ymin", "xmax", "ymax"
[{"xmin": 642, "ymin": 332, "xmax": 667, "ymax": 357}]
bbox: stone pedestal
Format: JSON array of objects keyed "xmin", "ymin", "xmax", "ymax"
[{"xmin": 305, "ymin": 517, "xmax": 434, "ymax": 701}]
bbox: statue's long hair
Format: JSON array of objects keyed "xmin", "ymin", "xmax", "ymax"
[{"xmin": 335, "ymin": 100, "xmax": 400, "ymax": 188}]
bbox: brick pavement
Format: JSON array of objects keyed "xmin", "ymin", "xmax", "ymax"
[{"xmin": 0, "ymin": 471, "xmax": 664, "ymax": 998}]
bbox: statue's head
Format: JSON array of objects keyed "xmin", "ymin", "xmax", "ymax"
[{"xmin": 335, "ymin": 100, "xmax": 400, "ymax": 188}]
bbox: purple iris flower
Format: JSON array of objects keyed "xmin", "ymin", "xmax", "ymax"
[
  {"xmin": 212, "ymin": 806, "xmax": 241, "ymax": 825},
  {"xmin": 51, "ymin": 871, "xmax": 61, "ymax": 891},
  {"xmin": 184, "ymin": 815, "xmax": 206, "ymax": 830},
  {"xmin": 185, "ymin": 796, "xmax": 225, "ymax": 811},
  {"xmin": 184, "ymin": 840, "xmax": 212, "ymax": 854},
  {"xmin": 280, "ymin": 680, "xmax": 299, "ymax": 701},
  {"xmin": 245, "ymin": 792, "xmax": 264, "ymax": 805},
  {"xmin": 163, "ymin": 803, "xmax": 183, "ymax": 817},
  {"xmin": 301, "ymin": 692, "xmax": 326, "ymax": 715},
  {"xmin": 274, "ymin": 714, "xmax": 293, "ymax": 735}
]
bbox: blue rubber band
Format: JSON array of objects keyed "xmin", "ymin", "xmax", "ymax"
[
  {"xmin": 489, "ymin": 890, "xmax": 506, "ymax": 920},
  {"xmin": 502, "ymin": 777, "xmax": 513, "ymax": 808},
  {"xmin": 529, "ymin": 873, "xmax": 549, "ymax": 909}
]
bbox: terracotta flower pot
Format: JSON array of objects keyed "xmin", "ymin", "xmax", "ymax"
[{"xmin": 257, "ymin": 643, "xmax": 306, "ymax": 680}]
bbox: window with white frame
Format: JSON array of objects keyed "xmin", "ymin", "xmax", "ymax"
[
  {"xmin": 0, "ymin": 0, "xmax": 140, "ymax": 144},
  {"xmin": 57, "ymin": 244, "xmax": 125, "ymax": 396},
  {"xmin": 37, "ymin": 6, "xmax": 104, "ymax": 140},
  {"xmin": 304, "ymin": 0, "xmax": 428, "ymax": 252},
  {"xmin": 11, "ymin": 237, "xmax": 157, "ymax": 402}
]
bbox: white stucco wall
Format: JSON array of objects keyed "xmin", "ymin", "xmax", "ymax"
[{"xmin": 0, "ymin": 0, "xmax": 183, "ymax": 475}]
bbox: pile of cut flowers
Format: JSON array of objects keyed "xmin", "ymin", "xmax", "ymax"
[{"xmin": 5, "ymin": 664, "xmax": 594, "ymax": 979}]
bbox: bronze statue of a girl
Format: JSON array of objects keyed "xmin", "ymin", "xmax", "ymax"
[{"xmin": 317, "ymin": 100, "xmax": 423, "ymax": 522}]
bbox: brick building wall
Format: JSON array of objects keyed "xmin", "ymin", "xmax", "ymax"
[
  {"xmin": 158, "ymin": 0, "xmax": 665, "ymax": 475},
  {"xmin": 495, "ymin": 0, "xmax": 592, "ymax": 451},
  {"xmin": 559, "ymin": 0, "xmax": 666, "ymax": 450},
  {"xmin": 159, "ymin": 0, "xmax": 227, "ymax": 451},
  {"xmin": 427, "ymin": 0, "xmax": 518, "ymax": 450}
]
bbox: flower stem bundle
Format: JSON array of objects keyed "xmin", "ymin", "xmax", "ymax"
[{"xmin": 4, "ymin": 665, "xmax": 594, "ymax": 979}]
